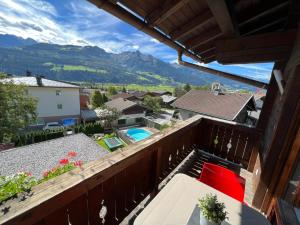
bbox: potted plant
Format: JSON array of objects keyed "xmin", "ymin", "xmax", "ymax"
[{"xmin": 198, "ymin": 194, "xmax": 228, "ymax": 225}]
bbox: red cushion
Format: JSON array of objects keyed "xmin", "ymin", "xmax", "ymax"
[{"xmin": 198, "ymin": 163, "xmax": 245, "ymax": 202}]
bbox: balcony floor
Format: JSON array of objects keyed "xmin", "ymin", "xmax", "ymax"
[{"xmin": 120, "ymin": 146, "xmax": 254, "ymax": 225}]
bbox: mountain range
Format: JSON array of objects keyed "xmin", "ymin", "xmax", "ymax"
[{"xmin": 0, "ymin": 34, "xmax": 254, "ymax": 90}]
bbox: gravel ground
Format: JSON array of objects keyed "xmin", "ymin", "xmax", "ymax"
[{"xmin": 0, "ymin": 133, "xmax": 108, "ymax": 178}]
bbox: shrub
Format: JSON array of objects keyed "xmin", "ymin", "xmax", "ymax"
[
  {"xmin": 0, "ymin": 172, "xmax": 37, "ymax": 203},
  {"xmin": 198, "ymin": 194, "xmax": 228, "ymax": 224}
]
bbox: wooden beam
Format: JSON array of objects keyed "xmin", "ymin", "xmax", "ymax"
[
  {"xmin": 215, "ymin": 29, "xmax": 296, "ymax": 64},
  {"xmin": 243, "ymin": 17, "xmax": 287, "ymax": 36},
  {"xmin": 185, "ymin": 27, "xmax": 222, "ymax": 49},
  {"xmin": 239, "ymin": 2, "xmax": 290, "ymax": 28},
  {"xmin": 88, "ymin": 0, "xmax": 203, "ymax": 63},
  {"xmin": 177, "ymin": 51, "xmax": 268, "ymax": 89},
  {"xmin": 170, "ymin": 11, "xmax": 213, "ymax": 41},
  {"xmin": 146, "ymin": 0, "xmax": 190, "ymax": 26},
  {"xmin": 206, "ymin": 0, "xmax": 238, "ymax": 37}
]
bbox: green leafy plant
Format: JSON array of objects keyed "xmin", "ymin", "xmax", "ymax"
[
  {"xmin": 0, "ymin": 151, "xmax": 83, "ymax": 203},
  {"xmin": 198, "ymin": 194, "xmax": 228, "ymax": 224},
  {"xmin": 0, "ymin": 172, "xmax": 37, "ymax": 203}
]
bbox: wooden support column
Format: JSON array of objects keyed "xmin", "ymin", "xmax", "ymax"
[{"xmin": 252, "ymin": 28, "xmax": 300, "ymax": 212}]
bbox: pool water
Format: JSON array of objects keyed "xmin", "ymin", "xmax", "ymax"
[{"xmin": 126, "ymin": 128, "xmax": 152, "ymax": 142}]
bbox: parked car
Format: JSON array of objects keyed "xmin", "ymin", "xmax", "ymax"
[{"xmin": 43, "ymin": 122, "xmax": 64, "ymax": 131}]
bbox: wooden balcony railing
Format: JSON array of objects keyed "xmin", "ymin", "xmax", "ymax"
[{"xmin": 0, "ymin": 116, "xmax": 261, "ymax": 225}]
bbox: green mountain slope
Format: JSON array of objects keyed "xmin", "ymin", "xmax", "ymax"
[{"xmin": 0, "ymin": 37, "xmax": 254, "ymax": 90}]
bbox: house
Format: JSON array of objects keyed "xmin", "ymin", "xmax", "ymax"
[
  {"xmin": 172, "ymin": 90, "xmax": 255, "ymax": 123},
  {"xmin": 150, "ymin": 90, "xmax": 172, "ymax": 97},
  {"xmin": 161, "ymin": 95, "xmax": 177, "ymax": 107},
  {"xmin": 105, "ymin": 98, "xmax": 148, "ymax": 127},
  {"xmin": 3, "ymin": 76, "xmax": 80, "ymax": 125},
  {"xmin": 0, "ymin": 133, "xmax": 107, "ymax": 178},
  {"xmin": 110, "ymin": 92, "xmax": 139, "ymax": 101}
]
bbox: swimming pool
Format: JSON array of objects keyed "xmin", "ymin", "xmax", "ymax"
[{"xmin": 126, "ymin": 128, "xmax": 152, "ymax": 142}]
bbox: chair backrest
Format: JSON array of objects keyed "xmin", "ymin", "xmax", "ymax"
[{"xmin": 198, "ymin": 163, "xmax": 245, "ymax": 202}]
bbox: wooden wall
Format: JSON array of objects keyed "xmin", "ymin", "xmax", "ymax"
[{"xmin": 252, "ymin": 27, "xmax": 300, "ymax": 212}]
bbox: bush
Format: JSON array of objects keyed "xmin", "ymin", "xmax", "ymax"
[
  {"xmin": 198, "ymin": 194, "xmax": 228, "ymax": 224},
  {"xmin": 0, "ymin": 172, "xmax": 37, "ymax": 203}
]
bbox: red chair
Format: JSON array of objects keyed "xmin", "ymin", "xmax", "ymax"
[{"xmin": 198, "ymin": 163, "xmax": 245, "ymax": 202}]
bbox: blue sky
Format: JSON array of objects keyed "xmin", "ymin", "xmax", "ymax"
[{"xmin": 0, "ymin": 0, "xmax": 273, "ymax": 83}]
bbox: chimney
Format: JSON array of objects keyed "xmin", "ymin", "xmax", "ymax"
[
  {"xmin": 26, "ymin": 70, "xmax": 32, "ymax": 77},
  {"xmin": 36, "ymin": 76, "xmax": 43, "ymax": 86}
]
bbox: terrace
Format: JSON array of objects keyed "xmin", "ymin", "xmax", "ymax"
[{"xmin": 1, "ymin": 0, "xmax": 300, "ymax": 225}]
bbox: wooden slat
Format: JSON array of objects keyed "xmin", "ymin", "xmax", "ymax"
[
  {"xmin": 216, "ymin": 29, "xmax": 296, "ymax": 64},
  {"xmin": 184, "ymin": 27, "xmax": 222, "ymax": 49},
  {"xmin": 146, "ymin": 0, "xmax": 190, "ymax": 26},
  {"xmin": 239, "ymin": 2, "xmax": 290, "ymax": 28},
  {"xmin": 206, "ymin": 0, "xmax": 238, "ymax": 37},
  {"xmin": 68, "ymin": 194, "xmax": 89, "ymax": 225},
  {"xmin": 170, "ymin": 10, "xmax": 213, "ymax": 40}
]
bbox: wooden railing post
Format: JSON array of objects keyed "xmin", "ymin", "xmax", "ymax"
[
  {"xmin": 247, "ymin": 136, "xmax": 260, "ymax": 172},
  {"xmin": 150, "ymin": 147, "xmax": 162, "ymax": 198}
]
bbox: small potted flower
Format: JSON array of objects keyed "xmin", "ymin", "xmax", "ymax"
[{"xmin": 198, "ymin": 194, "xmax": 228, "ymax": 225}]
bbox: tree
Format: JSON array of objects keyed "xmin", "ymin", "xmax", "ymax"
[
  {"xmin": 108, "ymin": 86, "xmax": 117, "ymax": 96},
  {"xmin": 91, "ymin": 90, "xmax": 103, "ymax": 108},
  {"xmin": 122, "ymin": 86, "xmax": 127, "ymax": 93},
  {"xmin": 184, "ymin": 83, "xmax": 191, "ymax": 92},
  {"xmin": 173, "ymin": 86, "xmax": 187, "ymax": 97},
  {"xmin": 0, "ymin": 74, "xmax": 37, "ymax": 143},
  {"xmin": 143, "ymin": 96, "xmax": 162, "ymax": 113},
  {"xmin": 102, "ymin": 93, "xmax": 108, "ymax": 103}
]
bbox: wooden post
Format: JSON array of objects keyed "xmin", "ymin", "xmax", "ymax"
[{"xmin": 150, "ymin": 147, "xmax": 162, "ymax": 198}]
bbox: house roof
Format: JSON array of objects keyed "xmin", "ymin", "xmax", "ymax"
[
  {"xmin": 0, "ymin": 133, "xmax": 107, "ymax": 178},
  {"xmin": 151, "ymin": 90, "xmax": 172, "ymax": 95},
  {"xmin": 161, "ymin": 95, "xmax": 177, "ymax": 103},
  {"xmin": 105, "ymin": 98, "xmax": 137, "ymax": 112},
  {"xmin": 2, "ymin": 76, "xmax": 79, "ymax": 88},
  {"xmin": 132, "ymin": 91, "xmax": 149, "ymax": 98},
  {"xmin": 110, "ymin": 93, "xmax": 136, "ymax": 100},
  {"xmin": 172, "ymin": 90, "xmax": 254, "ymax": 121}
]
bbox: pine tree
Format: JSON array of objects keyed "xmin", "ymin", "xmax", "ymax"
[{"xmin": 91, "ymin": 90, "xmax": 103, "ymax": 108}]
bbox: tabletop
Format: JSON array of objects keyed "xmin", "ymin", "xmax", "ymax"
[{"xmin": 134, "ymin": 174, "xmax": 271, "ymax": 225}]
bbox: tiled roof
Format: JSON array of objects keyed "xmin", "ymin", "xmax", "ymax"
[
  {"xmin": 2, "ymin": 76, "xmax": 79, "ymax": 88},
  {"xmin": 111, "ymin": 93, "xmax": 135, "ymax": 100},
  {"xmin": 172, "ymin": 90, "xmax": 253, "ymax": 121},
  {"xmin": 105, "ymin": 98, "xmax": 137, "ymax": 112},
  {"xmin": 0, "ymin": 134, "xmax": 107, "ymax": 178},
  {"xmin": 161, "ymin": 95, "xmax": 177, "ymax": 103}
]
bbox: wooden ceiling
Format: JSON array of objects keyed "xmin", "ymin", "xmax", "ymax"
[{"xmin": 89, "ymin": 0, "xmax": 299, "ymax": 65}]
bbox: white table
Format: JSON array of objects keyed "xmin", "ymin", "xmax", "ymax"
[{"xmin": 134, "ymin": 174, "xmax": 270, "ymax": 225}]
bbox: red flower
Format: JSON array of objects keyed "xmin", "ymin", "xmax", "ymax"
[
  {"xmin": 25, "ymin": 172, "xmax": 32, "ymax": 176},
  {"xmin": 43, "ymin": 171, "xmax": 49, "ymax": 177},
  {"xmin": 68, "ymin": 151, "xmax": 77, "ymax": 157},
  {"xmin": 74, "ymin": 160, "xmax": 83, "ymax": 167},
  {"xmin": 59, "ymin": 158, "xmax": 69, "ymax": 165}
]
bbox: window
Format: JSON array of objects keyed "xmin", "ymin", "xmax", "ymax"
[
  {"xmin": 57, "ymin": 104, "xmax": 63, "ymax": 109},
  {"xmin": 118, "ymin": 119, "xmax": 126, "ymax": 125},
  {"xmin": 56, "ymin": 90, "xmax": 62, "ymax": 96},
  {"xmin": 135, "ymin": 118, "xmax": 142, "ymax": 123}
]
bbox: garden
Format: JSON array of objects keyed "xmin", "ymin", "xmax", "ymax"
[{"xmin": 0, "ymin": 151, "xmax": 83, "ymax": 204}]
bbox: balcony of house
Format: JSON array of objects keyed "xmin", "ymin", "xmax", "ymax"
[{"xmin": 0, "ymin": 115, "xmax": 263, "ymax": 225}]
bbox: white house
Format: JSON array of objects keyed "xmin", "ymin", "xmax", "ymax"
[{"xmin": 4, "ymin": 76, "xmax": 80, "ymax": 124}]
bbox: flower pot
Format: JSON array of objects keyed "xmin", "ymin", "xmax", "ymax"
[{"xmin": 200, "ymin": 213, "xmax": 221, "ymax": 225}]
